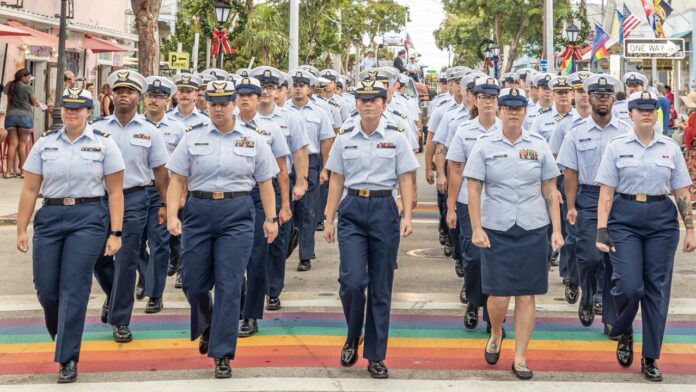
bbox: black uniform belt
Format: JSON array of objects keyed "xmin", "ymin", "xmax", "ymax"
[
  {"xmin": 579, "ymin": 184, "xmax": 601, "ymax": 192},
  {"xmin": 617, "ymin": 193, "xmax": 667, "ymax": 202},
  {"xmin": 346, "ymin": 188, "xmax": 392, "ymax": 198},
  {"xmin": 124, "ymin": 186, "xmax": 145, "ymax": 195},
  {"xmin": 44, "ymin": 197, "xmax": 101, "ymax": 206},
  {"xmin": 189, "ymin": 191, "xmax": 250, "ymax": 200}
]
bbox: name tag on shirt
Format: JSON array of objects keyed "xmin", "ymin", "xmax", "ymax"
[
  {"xmin": 377, "ymin": 142, "xmax": 396, "ymax": 149},
  {"xmin": 194, "ymin": 142, "xmax": 209, "ymax": 146},
  {"xmin": 344, "ymin": 145, "xmax": 358, "ymax": 150},
  {"xmin": 519, "ymin": 149, "xmax": 539, "ymax": 160},
  {"xmin": 662, "ymin": 155, "xmax": 671, "ymax": 159},
  {"xmin": 465, "ymin": 137, "xmax": 477, "ymax": 141},
  {"xmin": 619, "ymin": 154, "xmax": 634, "ymax": 158},
  {"xmin": 44, "ymin": 147, "xmax": 59, "ymax": 151},
  {"xmin": 579, "ymin": 138, "xmax": 592, "ymax": 142},
  {"xmin": 492, "ymin": 154, "xmax": 507, "ymax": 159},
  {"xmin": 81, "ymin": 146, "xmax": 102, "ymax": 152},
  {"xmin": 133, "ymin": 133, "xmax": 151, "ymax": 140},
  {"xmin": 235, "ymin": 137, "xmax": 255, "ymax": 148}
]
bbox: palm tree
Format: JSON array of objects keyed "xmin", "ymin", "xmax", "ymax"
[{"xmin": 238, "ymin": 4, "xmax": 289, "ymax": 66}]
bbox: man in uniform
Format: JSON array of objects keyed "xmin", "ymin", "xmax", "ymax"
[
  {"xmin": 523, "ymin": 73, "xmax": 553, "ymax": 130},
  {"xmin": 92, "ymin": 70, "xmax": 169, "ymax": 343}
]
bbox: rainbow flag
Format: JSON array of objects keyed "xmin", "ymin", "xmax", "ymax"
[
  {"xmin": 590, "ymin": 23, "xmax": 610, "ymax": 65},
  {"xmin": 560, "ymin": 57, "xmax": 573, "ymax": 74}
]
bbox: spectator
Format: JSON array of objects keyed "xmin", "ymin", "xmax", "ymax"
[
  {"xmin": 86, "ymin": 82, "xmax": 100, "ymax": 120},
  {"xmin": 64, "ymin": 71, "xmax": 76, "ymax": 89},
  {"xmin": 679, "ymin": 91, "xmax": 696, "ymax": 203},
  {"xmin": 664, "ymin": 84, "xmax": 674, "ymax": 104},
  {"xmin": 406, "ymin": 52, "xmax": 421, "ymax": 82},
  {"xmin": 3, "ymin": 68, "xmax": 39, "ymax": 179},
  {"xmin": 360, "ymin": 49, "xmax": 377, "ymax": 71},
  {"xmin": 100, "ymin": 84, "xmax": 114, "ymax": 116},
  {"xmin": 393, "ymin": 49, "xmax": 407, "ymax": 73},
  {"xmin": 656, "ymin": 83, "xmax": 671, "ymax": 132}
]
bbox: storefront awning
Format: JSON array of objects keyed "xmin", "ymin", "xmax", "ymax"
[
  {"xmin": 1, "ymin": 20, "xmax": 78, "ymax": 49},
  {"xmin": 0, "ymin": 23, "xmax": 32, "ymax": 37},
  {"xmin": 82, "ymin": 35, "xmax": 134, "ymax": 53}
]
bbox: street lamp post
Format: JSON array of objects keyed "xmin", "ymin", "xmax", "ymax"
[
  {"xmin": 488, "ymin": 43, "xmax": 500, "ymax": 79},
  {"xmin": 483, "ymin": 46, "xmax": 492, "ymax": 77},
  {"xmin": 51, "ymin": 0, "xmax": 68, "ymax": 130},
  {"xmin": 565, "ymin": 21, "xmax": 580, "ymax": 73},
  {"xmin": 214, "ymin": 0, "xmax": 232, "ymax": 68}
]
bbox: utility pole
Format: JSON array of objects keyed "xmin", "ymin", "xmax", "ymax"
[
  {"xmin": 289, "ymin": 0, "xmax": 299, "ymax": 70},
  {"xmin": 51, "ymin": 0, "xmax": 68, "ymax": 130},
  {"xmin": 544, "ymin": 0, "xmax": 554, "ymax": 73}
]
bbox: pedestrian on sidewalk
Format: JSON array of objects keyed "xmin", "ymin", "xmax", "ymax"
[
  {"xmin": 3, "ymin": 68, "xmax": 39, "ymax": 179},
  {"xmin": 16, "ymin": 87, "xmax": 125, "ymax": 383}
]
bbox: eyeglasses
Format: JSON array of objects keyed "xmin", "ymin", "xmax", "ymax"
[
  {"xmin": 501, "ymin": 106, "xmax": 525, "ymax": 114},
  {"xmin": 590, "ymin": 92, "xmax": 613, "ymax": 99},
  {"xmin": 261, "ymin": 85, "xmax": 277, "ymax": 92},
  {"xmin": 476, "ymin": 95, "xmax": 497, "ymax": 102},
  {"xmin": 144, "ymin": 93, "xmax": 169, "ymax": 101}
]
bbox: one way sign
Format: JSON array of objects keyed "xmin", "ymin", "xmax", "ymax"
[{"xmin": 624, "ymin": 38, "xmax": 685, "ymax": 59}]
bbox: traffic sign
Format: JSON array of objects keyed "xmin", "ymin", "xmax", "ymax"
[
  {"xmin": 539, "ymin": 60, "xmax": 548, "ymax": 72},
  {"xmin": 168, "ymin": 52, "xmax": 190, "ymax": 69},
  {"xmin": 624, "ymin": 38, "xmax": 685, "ymax": 59}
]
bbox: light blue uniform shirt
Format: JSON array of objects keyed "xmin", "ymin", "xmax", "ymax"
[
  {"xmin": 427, "ymin": 98, "xmax": 457, "ymax": 132},
  {"xmin": 393, "ymin": 92, "xmax": 419, "ymax": 124},
  {"xmin": 556, "ymin": 116, "xmax": 631, "ymax": 185},
  {"xmin": 523, "ymin": 104, "xmax": 551, "ymax": 131},
  {"xmin": 142, "ymin": 114, "xmax": 187, "ymax": 154},
  {"xmin": 93, "ymin": 115, "xmax": 169, "ymax": 189},
  {"xmin": 311, "ymin": 95, "xmax": 341, "ymax": 129},
  {"xmin": 464, "ymin": 130, "xmax": 560, "ymax": 231},
  {"xmin": 170, "ymin": 106, "xmax": 210, "ymax": 128},
  {"xmin": 285, "ymin": 100, "xmax": 335, "ymax": 155},
  {"xmin": 595, "ymin": 132, "xmax": 691, "ymax": 195},
  {"xmin": 339, "ymin": 93, "xmax": 356, "ymax": 113},
  {"xmin": 23, "ymin": 126, "xmax": 125, "ymax": 198},
  {"xmin": 443, "ymin": 109, "xmax": 481, "ymax": 148},
  {"xmin": 166, "ymin": 122, "xmax": 279, "ymax": 192},
  {"xmin": 428, "ymin": 92, "xmax": 450, "ymax": 114},
  {"xmin": 549, "ymin": 112, "xmax": 585, "ymax": 155},
  {"xmin": 237, "ymin": 113, "xmax": 291, "ymax": 159},
  {"xmin": 446, "ymin": 118, "xmax": 501, "ymax": 205},
  {"xmin": 341, "ymin": 112, "xmax": 419, "ymax": 151},
  {"xmin": 262, "ymin": 105, "xmax": 310, "ymax": 172},
  {"xmin": 326, "ymin": 120, "xmax": 420, "ymax": 190},
  {"xmin": 331, "ymin": 94, "xmax": 351, "ymax": 122},
  {"xmin": 432, "ymin": 104, "xmax": 468, "ymax": 145},
  {"xmin": 612, "ymin": 100, "xmax": 663, "ymax": 134},
  {"xmin": 529, "ymin": 107, "xmax": 574, "ymax": 142},
  {"xmin": 386, "ymin": 106, "xmax": 418, "ymax": 138}
]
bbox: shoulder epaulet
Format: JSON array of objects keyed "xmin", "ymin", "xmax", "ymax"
[
  {"xmin": 569, "ymin": 118, "xmax": 587, "ymax": 131},
  {"xmin": 386, "ymin": 124, "xmax": 405, "ymax": 133},
  {"xmin": 350, "ymin": 110, "xmax": 359, "ymax": 118},
  {"xmin": 527, "ymin": 131, "xmax": 546, "ymax": 141},
  {"xmin": 166, "ymin": 108, "xmax": 174, "ymax": 113},
  {"xmin": 329, "ymin": 98, "xmax": 341, "ymax": 108},
  {"xmin": 41, "ymin": 129, "xmax": 59, "ymax": 137},
  {"xmin": 478, "ymin": 132, "xmax": 496, "ymax": 140},
  {"xmin": 93, "ymin": 129, "xmax": 111, "ymax": 138},
  {"xmin": 200, "ymin": 111, "xmax": 209, "ymax": 117},
  {"xmin": 436, "ymin": 100, "xmax": 448, "ymax": 108},
  {"xmin": 187, "ymin": 122, "xmax": 206, "ymax": 133},
  {"xmin": 143, "ymin": 117, "xmax": 158, "ymax": 127},
  {"xmin": 338, "ymin": 126, "xmax": 355, "ymax": 135},
  {"xmin": 392, "ymin": 110, "xmax": 408, "ymax": 119},
  {"xmin": 609, "ymin": 133, "xmax": 629, "ymax": 143},
  {"xmin": 89, "ymin": 116, "xmax": 107, "ymax": 125}
]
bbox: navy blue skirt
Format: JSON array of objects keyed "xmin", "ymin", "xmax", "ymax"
[{"xmin": 481, "ymin": 224, "xmax": 549, "ymax": 296}]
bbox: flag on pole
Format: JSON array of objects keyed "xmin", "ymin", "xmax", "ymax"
[
  {"xmin": 653, "ymin": 0, "xmax": 673, "ymax": 38},
  {"xmin": 640, "ymin": 0, "xmax": 656, "ymax": 36},
  {"xmin": 404, "ymin": 33, "xmax": 415, "ymax": 50},
  {"xmin": 590, "ymin": 23, "xmax": 610, "ymax": 65},
  {"xmin": 620, "ymin": 4, "xmax": 642, "ymax": 41}
]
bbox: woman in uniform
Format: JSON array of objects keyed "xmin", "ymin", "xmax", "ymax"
[
  {"xmin": 464, "ymin": 88, "xmax": 563, "ymax": 380},
  {"xmin": 323, "ymin": 80, "xmax": 419, "ymax": 379},
  {"xmin": 166, "ymin": 80, "xmax": 280, "ymax": 379},
  {"xmin": 595, "ymin": 91, "xmax": 696, "ymax": 382},
  {"xmin": 16, "ymin": 88, "xmax": 125, "ymax": 383},
  {"xmin": 446, "ymin": 76, "xmax": 501, "ymax": 331}
]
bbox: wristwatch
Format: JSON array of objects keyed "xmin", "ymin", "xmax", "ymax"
[
  {"xmin": 160, "ymin": 202, "xmax": 167, "ymax": 207},
  {"xmin": 109, "ymin": 230, "xmax": 123, "ymax": 237},
  {"xmin": 265, "ymin": 216, "xmax": 279, "ymax": 223}
]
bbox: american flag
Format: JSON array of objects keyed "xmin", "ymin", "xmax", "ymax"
[{"xmin": 622, "ymin": 4, "xmax": 642, "ymax": 39}]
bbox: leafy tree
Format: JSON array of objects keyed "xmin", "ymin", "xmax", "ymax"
[
  {"xmin": 237, "ymin": 4, "xmax": 289, "ymax": 66},
  {"xmin": 132, "ymin": 0, "xmax": 162, "ymax": 76}
]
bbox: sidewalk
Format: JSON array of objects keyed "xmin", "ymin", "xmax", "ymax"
[{"xmin": 0, "ymin": 177, "xmax": 32, "ymax": 225}]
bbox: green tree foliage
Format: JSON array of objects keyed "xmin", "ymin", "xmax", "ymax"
[
  {"xmin": 434, "ymin": 0, "xmax": 590, "ymax": 72},
  {"xmin": 237, "ymin": 4, "xmax": 289, "ymax": 66}
]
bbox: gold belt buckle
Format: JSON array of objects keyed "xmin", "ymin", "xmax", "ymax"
[
  {"xmin": 63, "ymin": 198, "xmax": 76, "ymax": 206},
  {"xmin": 211, "ymin": 192, "xmax": 225, "ymax": 200},
  {"xmin": 635, "ymin": 194, "xmax": 647, "ymax": 202},
  {"xmin": 358, "ymin": 189, "xmax": 370, "ymax": 197}
]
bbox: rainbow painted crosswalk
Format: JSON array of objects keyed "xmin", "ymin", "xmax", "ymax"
[{"xmin": 1, "ymin": 312, "xmax": 695, "ymax": 376}]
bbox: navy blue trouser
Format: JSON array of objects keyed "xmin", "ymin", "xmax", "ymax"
[
  {"xmin": 137, "ymin": 186, "xmax": 170, "ymax": 299},
  {"xmin": 94, "ymin": 189, "xmax": 148, "ymax": 326},
  {"xmin": 269, "ymin": 176, "xmax": 295, "ymax": 298},
  {"xmin": 293, "ymin": 154, "xmax": 320, "ymax": 261},
  {"xmin": 337, "ymin": 194, "xmax": 399, "ymax": 361},
  {"xmin": 243, "ymin": 181, "xmax": 283, "ymax": 320},
  {"xmin": 456, "ymin": 202, "xmax": 489, "ymax": 322},
  {"xmin": 33, "ymin": 202, "xmax": 108, "ymax": 363},
  {"xmin": 607, "ymin": 197, "xmax": 679, "ymax": 359},
  {"xmin": 181, "ymin": 196, "xmax": 255, "ymax": 359},
  {"xmin": 575, "ymin": 189, "xmax": 611, "ymax": 318},
  {"xmin": 558, "ymin": 176, "xmax": 578, "ymax": 284}
]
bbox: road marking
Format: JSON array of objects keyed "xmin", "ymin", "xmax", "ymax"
[{"xmin": 2, "ymin": 378, "xmax": 694, "ymax": 392}]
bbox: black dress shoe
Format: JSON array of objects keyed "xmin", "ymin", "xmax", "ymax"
[
  {"xmin": 113, "ymin": 325, "xmax": 132, "ymax": 343},
  {"xmin": 604, "ymin": 323, "xmax": 618, "ymax": 340},
  {"xmin": 311, "ymin": 252, "xmax": 317, "ymax": 260},
  {"xmin": 564, "ymin": 283, "xmax": 579, "ymax": 304},
  {"xmin": 57, "ymin": 360, "xmax": 77, "ymax": 383},
  {"xmin": 316, "ymin": 221, "xmax": 325, "ymax": 231},
  {"xmin": 616, "ymin": 333, "xmax": 633, "ymax": 368},
  {"xmin": 438, "ymin": 231, "xmax": 447, "ymax": 245},
  {"xmin": 367, "ymin": 360, "xmax": 389, "ymax": 378},
  {"xmin": 464, "ymin": 303, "xmax": 479, "ymax": 330},
  {"xmin": 549, "ymin": 250, "xmax": 559, "ymax": 267},
  {"xmin": 484, "ymin": 334, "xmax": 503, "ymax": 365},
  {"xmin": 593, "ymin": 301, "xmax": 603, "ymax": 316},
  {"xmin": 340, "ymin": 340, "xmax": 359, "ymax": 367},
  {"xmin": 459, "ymin": 283, "xmax": 468, "ymax": 304},
  {"xmin": 266, "ymin": 297, "xmax": 281, "ymax": 311},
  {"xmin": 454, "ymin": 259, "xmax": 464, "ymax": 278},
  {"xmin": 135, "ymin": 276, "xmax": 145, "ymax": 301},
  {"xmin": 641, "ymin": 357, "xmax": 663, "ymax": 382},
  {"xmin": 101, "ymin": 298, "xmax": 109, "ymax": 324},
  {"xmin": 145, "ymin": 297, "xmax": 163, "ymax": 314},
  {"xmin": 578, "ymin": 303, "xmax": 594, "ymax": 327},
  {"xmin": 174, "ymin": 271, "xmax": 182, "ymax": 289},
  {"xmin": 444, "ymin": 243, "xmax": 453, "ymax": 257},
  {"xmin": 297, "ymin": 260, "xmax": 311, "ymax": 271},
  {"xmin": 511, "ymin": 362, "xmax": 533, "ymax": 380},
  {"xmin": 238, "ymin": 319, "xmax": 258, "ymax": 337},
  {"xmin": 199, "ymin": 328, "xmax": 210, "ymax": 355},
  {"xmin": 167, "ymin": 256, "xmax": 179, "ymax": 277},
  {"xmin": 214, "ymin": 357, "xmax": 232, "ymax": 378}
]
